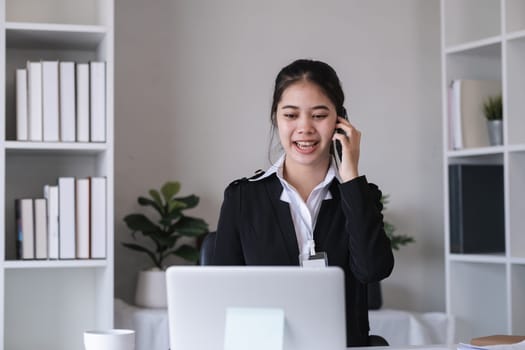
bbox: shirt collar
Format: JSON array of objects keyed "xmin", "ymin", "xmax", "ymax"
[{"xmin": 251, "ymin": 154, "xmax": 341, "ymax": 199}]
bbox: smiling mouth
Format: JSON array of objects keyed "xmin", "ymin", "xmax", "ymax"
[{"xmin": 294, "ymin": 141, "xmax": 319, "ymax": 149}]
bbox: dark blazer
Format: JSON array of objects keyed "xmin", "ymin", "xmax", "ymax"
[{"xmin": 213, "ymin": 173, "xmax": 394, "ymax": 347}]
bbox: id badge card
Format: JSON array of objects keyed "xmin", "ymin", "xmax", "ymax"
[{"xmin": 300, "ymin": 251, "xmax": 328, "ymax": 268}]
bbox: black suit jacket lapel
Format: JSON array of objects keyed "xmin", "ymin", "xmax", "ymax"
[
  {"xmin": 264, "ymin": 176, "xmax": 300, "ymax": 264},
  {"xmin": 314, "ymin": 179, "xmax": 340, "ymax": 250}
]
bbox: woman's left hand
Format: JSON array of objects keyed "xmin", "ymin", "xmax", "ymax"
[{"xmin": 333, "ymin": 116, "xmax": 361, "ymax": 182}]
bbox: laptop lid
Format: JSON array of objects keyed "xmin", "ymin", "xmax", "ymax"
[{"xmin": 166, "ymin": 266, "xmax": 346, "ymax": 350}]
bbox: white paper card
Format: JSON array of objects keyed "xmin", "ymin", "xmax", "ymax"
[{"xmin": 224, "ymin": 307, "xmax": 284, "ymax": 350}]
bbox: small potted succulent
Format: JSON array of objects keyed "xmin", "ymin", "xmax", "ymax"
[
  {"xmin": 122, "ymin": 181, "xmax": 208, "ymax": 308},
  {"xmin": 483, "ymin": 94, "xmax": 503, "ymax": 146}
]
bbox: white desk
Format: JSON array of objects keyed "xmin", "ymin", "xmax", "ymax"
[{"xmin": 114, "ymin": 299, "xmax": 454, "ymax": 350}]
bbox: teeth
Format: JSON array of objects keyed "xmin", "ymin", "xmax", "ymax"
[{"xmin": 295, "ymin": 141, "xmax": 316, "ymax": 148}]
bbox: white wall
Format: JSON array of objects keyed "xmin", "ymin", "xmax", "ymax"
[{"xmin": 115, "ymin": 0, "xmax": 444, "ymax": 312}]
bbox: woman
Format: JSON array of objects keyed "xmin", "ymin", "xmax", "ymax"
[{"xmin": 213, "ymin": 59, "xmax": 394, "ymax": 347}]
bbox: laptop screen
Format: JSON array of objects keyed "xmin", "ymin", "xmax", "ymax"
[{"xmin": 166, "ymin": 266, "xmax": 346, "ymax": 350}]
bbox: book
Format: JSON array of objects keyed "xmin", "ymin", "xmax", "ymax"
[
  {"xmin": 449, "ymin": 79, "xmax": 501, "ymax": 149},
  {"xmin": 27, "ymin": 61, "xmax": 43, "ymax": 141},
  {"xmin": 42, "ymin": 60, "xmax": 60, "ymax": 142},
  {"xmin": 34, "ymin": 198, "xmax": 48, "ymax": 259},
  {"xmin": 76, "ymin": 63, "xmax": 90, "ymax": 142},
  {"xmin": 59, "ymin": 177, "xmax": 76, "ymax": 259},
  {"xmin": 90, "ymin": 61, "xmax": 106, "ymax": 142},
  {"xmin": 449, "ymin": 80, "xmax": 463, "ymax": 150},
  {"xmin": 449, "ymin": 164, "xmax": 505, "ymax": 253},
  {"xmin": 76, "ymin": 178, "xmax": 90, "ymax": 259},
  {"xmin": 44, "ymin": 185, "xmax": 59, "ymax": 259},
  {"xmin": 15, "ymin": 198, "xmax": 34, "ymax": 260},
  {"xmin": 90, "ymin": 177, "xmax": 107, "ymax": 259},
  {"xmin": 16, "ymin": 68, "xmax": 28, "ymax": 141},
  {"xmin": 471, "ymin": 335, "xmax": 525, "ymax": 346},
  {"xmin": 59, "ymin": 61, "xmax": 76, "ymax": 142}
]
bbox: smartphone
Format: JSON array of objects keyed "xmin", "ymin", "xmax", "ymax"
[{"xmin": 333, "ymin": 107, "xmax": 349, "ymax": 167}]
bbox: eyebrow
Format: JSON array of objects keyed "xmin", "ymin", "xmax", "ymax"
[{"xmin": 280, "ymin": 105, "xmax": 331, "ymax": 111}]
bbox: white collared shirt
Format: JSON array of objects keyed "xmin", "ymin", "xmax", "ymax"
[{"xmin": 253, "ymin": 154, "xmax": 341, "ymax": 260}]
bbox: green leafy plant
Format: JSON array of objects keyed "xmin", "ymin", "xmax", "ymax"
[
  {"xmin": 483, "ymin": 94, "xmax": 503, "ymax": 121},
  {"xmin": 381, "ymin": 194, "xmax": 414, "ymax": 250},
  {"xmin": 122, "ymin": 181, "xmax": 209, "ymax": 269}
]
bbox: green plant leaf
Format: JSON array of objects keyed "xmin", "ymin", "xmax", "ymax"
[
  {"xmin": 174, "ymin": 195, "xmax": 199, "ymax": 209},
  {"xmin": 161, "ymin": 181, "xmax": 181, "ymax": 202},
  {"xmin": 167, "ymin": 200, "xmax": 187, "ymax": 214},
  {"xmin": 171, "ymin": 216, "xmax": 209, "ymax": 236},
  {"xmin": 137, "ymin": 196, "xmax": 163, "ymax": 214},
  {"xmin": 124, "ymin": 214, "xmax": 161, "ymax": 234},
  {"xmin": 148, "ymin": 190, "xmax": 163, "ymax": 208},
  {"xmin": 171, "ymin": 244, "xmax": 200, "ymax": 262}
]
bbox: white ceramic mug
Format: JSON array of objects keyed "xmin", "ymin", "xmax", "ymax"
[{"xmin": 84, "ymin": 329, "xmax": 135, "ymax": 350}]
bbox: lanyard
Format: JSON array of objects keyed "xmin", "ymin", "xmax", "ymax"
[{"xmin": 287, "ymin": 188, "xmax": 317, "ymax": 256}]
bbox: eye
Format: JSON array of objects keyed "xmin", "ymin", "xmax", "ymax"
[
  {"xmin": 313, "ymin": 114, "xmax": 328, "ymax": 119},
  {"xmin": 283, "ymin": 113, "xmax": 298, "ymax": 119}
]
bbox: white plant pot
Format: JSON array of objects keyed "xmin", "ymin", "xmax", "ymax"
[{"xmin": 134, "ymin": 269, "xmax": 167, "ymax": 308}]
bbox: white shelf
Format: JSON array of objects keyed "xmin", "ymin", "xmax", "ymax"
[
  {"xmin": 6, "ymin": 22, "xmax": 108, "ymax": 50},
  {"xmin": 442, "ymin": 0, "xmax": 525, "ymax": 342},
  {"xmin": 3, "ymin": 259, "xmax": 108, "ymax": 269},
  {"xmin": 5, "ymin": 141, "xmax": 108, "ymax": 154},
  {"xmin": 445, "ymin": 36, "xmax": 502, "ymax": 55},
  {"xmin": 446, "ymin": 145, "xmax": 505, "ymax": 158},
  {"xmin": 507, "ymin": 29, "xmax": 525, "ymax": 41},
  {"xmin": 0, "ymin": 1, "xmax": 115, "ymax": 350},
  {"xmin": 448, "ymin": 253, "xmax": 507, "ymax": 264}
]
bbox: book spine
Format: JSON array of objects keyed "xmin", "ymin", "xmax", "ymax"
[
  {"xmin": 44, "ymin": 185, "xmax": 60, "ymax": 259},
  {"xmin": 34, "ymin": 198, "xmax": 48, "ymax": 259},
  {"xmin": 90, "ymin": 177, "xmax": 107, "ymax": 259},
  {"xmin": 59, "ymin": 62, "xmax": 76, "ymax": 142},
  {"xmin": 42, "ymin": 61, "xmax": 60, "ymax": 142},
  {"xmin": 76, "ymin": 63, "xmax": 90, "ymax": 142},
  {"xmin": 90, "ymin": 61, "xmax": 106, "ymax": 142},
  {"xmin": 59, "ymin": 177, "xmax": 76, "ymax": 259},
  {"xmin": 16, "ymin": 69, "xmax": 28, "ymax": 141},
  {"xmin": 27, "ymin": 61, "xmax": 43, "ymax": 141},
  {"xmin": 76, "ymin": 178, "xmax": 90, "ymax": 259},
  {"xmin": 15, "ymin": 198, "xmax": 34, "ymax": 259}
]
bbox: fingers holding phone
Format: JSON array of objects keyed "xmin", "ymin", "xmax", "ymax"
[{"xmin": 333, "ymin": 116, "xmax": 361, "ymax": 182}]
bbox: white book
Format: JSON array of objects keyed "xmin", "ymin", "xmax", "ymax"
[
  {"xmin": 15, "ymin": 198, "xmax": 34, "ymax": 259},
  {"xmin": 58, "ymin": 177, "xmax": 76, "ymax": 259},
  {"xmin": 27, "ymin": 61, "xmax": 43, "ymax": 141},
  {"xmin": 34, "ymin": 198, "xmax": 48, "ymax": 259},
  {"xmin": 42, "ymin": 61, "xmax": 60, "ymax": 142},
  {"xmin": 59, "ymin": 61, "xmax": 76, "ymax": 142},
  {"xmin": 44, "ymin": 185, "xmax": 59, "ymax": 259},
  {"xmin": 16, "ymin": 69, "xmax": 28, "ymax": 141},
  {"xmin": 450, "ymin": 80, "xmax": 463, "ymax": 150},
  {"xmin": 76, "ymin": 178, "xmax": 90, "ymax": 259},
  {"xmin": 90, "ymin": 61, "xmax": 106, "ymax": 142},
  {"xmin": 91, "ymin": 177, "xmax": 107, "ymax": 259},
  {"xmin": 76, "ymin": 63, "xmax": 90, "ymax": 142}
]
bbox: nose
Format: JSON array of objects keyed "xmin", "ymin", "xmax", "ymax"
[{"xmin": 297, "ymin": 115, "xmax": 314, "ymax": 134}]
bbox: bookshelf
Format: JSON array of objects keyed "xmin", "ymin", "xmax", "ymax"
[
  {"xmin": 0, "ymin": 1, "xmax": 114, "ymax": 350},
  {"xmin": 441, "ymin": 0, "xmax": 525, "ymax": 342}
]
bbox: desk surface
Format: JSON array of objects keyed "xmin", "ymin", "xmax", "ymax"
[{"xmin": 114, "ymin": 299, "xmax": 454, "ymax": 350}]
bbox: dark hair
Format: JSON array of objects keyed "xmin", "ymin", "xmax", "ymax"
[{"xmin": 270, "ymin": 59, "xmax": 346, "ymax": 127}]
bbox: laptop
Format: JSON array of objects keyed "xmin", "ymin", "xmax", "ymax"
[{"xmin": 166, "ymin": 266, "xmax": 346, "ymax": 350}]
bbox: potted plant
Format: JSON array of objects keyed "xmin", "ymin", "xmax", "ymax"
[
  {"xmin": 483, "ymin": 94, "xmax": 503, "ymax": 146},
  {"xmin": 368, "ymin": 194, "xmax": 415, "ymax": 310},
  {"xmin": 122, "ymin": 181, "xmax": 208, "ymax": 308}
]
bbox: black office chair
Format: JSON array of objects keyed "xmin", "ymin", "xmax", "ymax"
[{"xmin": 198, "ymin": 231, "xmax": 389, "ymax": 346}]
